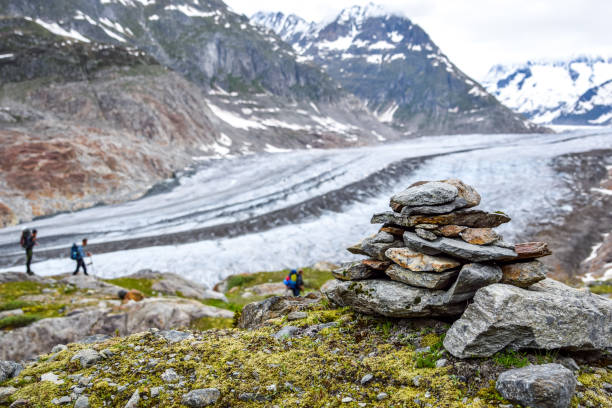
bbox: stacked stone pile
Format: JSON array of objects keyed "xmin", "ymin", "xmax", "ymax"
[{"xmin": 324, "ymin": 179, "xmax": 552, "ymax": 318}]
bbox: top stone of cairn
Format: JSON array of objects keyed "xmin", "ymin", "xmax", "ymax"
[{"xmin": 390, "ymin": 179, "xmax": 481, "ymax": 212}]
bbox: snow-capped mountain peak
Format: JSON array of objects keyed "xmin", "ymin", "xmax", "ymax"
[{"xmin": 482, "ymin": 56, "xmax": 612, "ymax": 125}]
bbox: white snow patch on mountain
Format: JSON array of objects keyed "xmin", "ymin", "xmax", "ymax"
[
  {"xmin": 483, "ymin": 56, "xmax": 612, "ymax": 125},
  {"xmin": 0, "ymin": 54, "xmax": 14, "ymax": 59},
  {"xmin": 207, "ymin": 102, "xmax": 266, "ymax": 130},
  {"xmin": 369, "ymin": 41, "xmax": 395, "ymax": 50},
  {"xmin": 377, "ymin": 103, "xmax": 398, "ymax": 123},
  {"xmin": 148, "ymin": 14, "xmax": 159, "ymax": 21},
  {"xmin": 389, "ymin": 31, "xmax": 403, "ymax": 43},
  {"xmin": 164, "ymin": 4, "xmax": 216, "ymax": 18},
  {"xmin": 34, "ymin": 19, "xmax": 91, "ymax": 43}
]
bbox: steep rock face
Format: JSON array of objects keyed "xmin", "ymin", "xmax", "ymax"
[
  {"xmin": 483, "ymin": 56, "xmax": 612, "ymax": 125},
  {"xmin": 0, "ymin": 17, "xmax": 398, "ymax": 225},
  {"xmin": 0, "ymin": 0, "xmax": 337, "ymax": 101},
  {"xmin": 252, "ymin": 4, "xmax": 544, "ymax": 135},
  {"xmin": 0, "ymin": 18, "xmax": 220, "ymax": 224}
]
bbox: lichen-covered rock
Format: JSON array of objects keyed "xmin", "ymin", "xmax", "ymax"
[
  {"xmin": 385, "ymin": 264, "xmax": 458, "ymax": 290},
  {"xmin": 0, "ymin": 298, "xmax": 231, "ymax": 361},
  {"xmin": 415, "ymin": 228, "xmax": 438, "ymax": 241},
  {"xmin": 322, "ymin": 279, "xmax": 465, "ymax": 318},
  {"xmin": 238, "ymin": 295, "xmax": 320, "ymax": 329},
  {"xmin": 0, "ymin": 361, "xmax": 22, "ymax": 383},
  {"xmin": 436, "ymin": 225, "xmax": 468, "ymax": 237},
  {"xmin": 500, "ymin": 260, "xmax": 548, "ymax": 288},
  {"xmin": 459, "ymin": 228, "xmax": 500, "ymax": 245},
  {"xmin": 372, "ymin": 210, "xmax": 511, "ymax": 229},
  {"xmin": 515, "ymin": 242, "xmax": 552, "ymax": 259},
  {"xmin": 346, "ymin": 241, "xmax": 369, "ymax": 256},
  {"xmin": 70, "ymin": 349, "xmax": 101, "ymax": 368},
  {"xmin": 403, "ymin": 231, "xmax": 517, "ymax": 262},
  {"xmin": 0, "ymin": 387, "xmax": 17, "ymax": 403},
  {"xmin": 443, "ymin": 281, "xmax": 612, "ymax": 358},
  {"xmin": 124, "ymin": 270, "xmax": 226, "ymax": 301},
  {"xmin": 495, "ymin": 364, "xmax": 576, "ymax": 408},
  {"xmin": 332, "ymin": 261, "xmax": 378, "ymax": 281},
  {"xmin": 385, "ymin": 247, "xmax": 461, "ymax": 272},
  {"xmin": 181, "ymin": 388, "xmax": 221, "ymax": 407}
]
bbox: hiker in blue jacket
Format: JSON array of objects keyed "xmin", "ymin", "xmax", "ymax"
[
  {"xmin": 72, "ymin": 238, "xmax": 91, "ymax": 276},
  {"xmin": 283, "ymin": 269, "xmax": 305, "ymax": 296}
]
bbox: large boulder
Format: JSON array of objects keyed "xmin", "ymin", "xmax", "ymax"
[
  {"xmin": 237, "ymin": 294, "xmax": 320, "ymax": 329},
  {"xmin": 124, "ymin": 270, "xmax": 226, "ymax": 301},
  {"xmin": 322, "ymin": 279, "xmax": 465, "ymax": 318},
  {"xmin": 403, "ymin": 231, "xmax": 517, "ymax": 262},
  {"xmin": 0, "ymin": 298, "xmax": 232, "ymax": 361},
  {"xmin": 324, "ymin": 262, "xmax": 500, "ymax": 318},
  {"xmin": 495, "ymin": 364, "xmax": 576, "ymax": 408},
  {"xmin": 443, "ymin": 280, "xmax": 612, "ymax": 358}
]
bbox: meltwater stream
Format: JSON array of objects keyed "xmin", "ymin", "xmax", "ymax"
[{"xmin": 1, "ymin": 129, "xmax": 611, "ymax": 287}]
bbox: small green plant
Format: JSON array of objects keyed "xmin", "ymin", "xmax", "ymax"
[
  {"xmin": 104, "ymin": 277, "xmax": 154, "ymax": 296},
  {"xmin": 414, "ymin": 334, "xmax": 445, "ymax": 368},
  {"xmin": 534, "ymin": 349, "xmax": 558, "ymax": 365},
  {"xmin": 378, "ymin": 320, "xmax": 393, "ymax": 338},
  {"xmin": 0, "ymin": 314, "xmax": 39, "ymax": 330},
  {"xmin": 0, "ymin": 300, "xmax": 31, "ymax": 311},
  {"xmin": 492, "ymin": 349, "xmax": 530, "ymax": 368}
]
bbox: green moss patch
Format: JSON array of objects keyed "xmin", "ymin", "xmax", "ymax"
[{"xmin": 104, "ymin": 277, "xmax": 155, "ymax": 296}]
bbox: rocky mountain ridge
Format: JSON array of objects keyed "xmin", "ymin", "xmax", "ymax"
[
  {"xmin": 0, "ymin": 14, "xmax": 398, "ymax": 226},
  {"xmin": 251, "ymin": 3, "xmax": 545, "ymax": 135},
  {"xmin": 482, "ymin": 56, "xmax": 612, "ymax": 126}
]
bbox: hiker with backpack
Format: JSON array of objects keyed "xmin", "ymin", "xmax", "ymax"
[
  {"xmin": 20, "ymin": 229, "xmax": 37, "ymax": 275},
  {"xmin": 71, "ymin": 239, "xmax": 91, "ymax": 276},
  {"xmin": 283, "ymin": 269, "xmax": 304, "ymax": 296}
]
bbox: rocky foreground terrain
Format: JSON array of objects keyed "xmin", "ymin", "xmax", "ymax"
[{"xmin": 0, "ymin": 180, "xmax": 610, "ymax": 407}]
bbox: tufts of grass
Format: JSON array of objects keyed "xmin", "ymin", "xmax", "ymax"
[
  {"xmin": 492, "ymin": 348, "xmax": 530, "ymax": 368},
  {"xmin": 191, "ymin": 316, "xmax": 234, "ymax": 331},
  {"xmin": 0, "ymin": 299, "xmax": 31, "ymax": 311},
  {"xmin": 104, "ymin": 277, "xmax": 154, "ymax": 296},
  {"xmin": 0, "ymin": 314, "xmax": 39, "ymax": 330},
  {"xmin": 414, "ymin": 334, "xmax": 445, "ymax": 369},
  {"xmin": 588, "ymin": 283, "xmax": 612, "ymax": 295}
]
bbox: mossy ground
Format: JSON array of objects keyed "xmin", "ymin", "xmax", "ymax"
[
  {"xmin": 2, "ymin": 296, "xmax": 610, "ymax": 407},
  {"xmin": 0, "ymin": 279, "xmax": 79, "ymax": 330}
]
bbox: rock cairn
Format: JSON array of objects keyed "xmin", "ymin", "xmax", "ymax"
[{"xmin": 323, "ymin": 179, "xmax": 552, "ymax": 318}]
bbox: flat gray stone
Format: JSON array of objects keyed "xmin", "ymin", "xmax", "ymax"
[
  {"xmin": 161, "ymin": 368, "xmax": 180, "ymax": 383},
  {"xmin": 70, "ymin": 349, "xmax": 101, "ymax": 368},
  {"xmin": 444, "ymin": 281, "xmax": 612, "ymax": 358},
  {"xmin": 124, "ymin": 390, "xmax": 139, "ymax": 408},
  {"xmin": 273, "ymin": 326, "xmax": 300, "ymax": 340},
  {"xmin": 322, "ymin": 279, "xmax": 465, "ymax": 318},
  {"xmin": 0, "ymin": 361, "xmax": 22, "ymax": 383},
  {"xmin": 415, "ymin": 228, "xmax": 438, "ymax": 241},
  {"xmin": 74, "ymin": 395, "xmax": 90, "ymax": 408},
  {"xmin": 181, "ymin": 388, "xmax": 221, "ymax": 407},
  {"xmin": 443, "ymin": 263, "xmax": 502, "ymax": 303},
  {"xmin": 391, "ymin": 181, "xmax": 458, "ymax": 207},
  {"xmin": 496, "ymin": 364, "xmax": 576, "ymax": 408},
  {"xmin": 332, "ymin": 261, "xmax": 378, "ymax": 281},
  {"xmin": 156, "ymin": 330, "xmax": 194, "ymax": 343},
  {"xmin": 286, "ymin": 311, "xmax": 308, "ymax": 321},
  {"xmin": 361, "ymin": 238, "xmax": 404, "ymax": 261},
  {"xmin": 401, "ymin": 197, "xmax": 469, "ymax": 216},
  {"xmin": 385, "ymin": 264, "xmax": 458, "ymax": 290},
  {"xmin": 0, "ymin": 387, "xmax": 17, "ymax": 403},
  {"xmin": 404, "ymin": 231, "xmax": 517, "ymax": 262}
]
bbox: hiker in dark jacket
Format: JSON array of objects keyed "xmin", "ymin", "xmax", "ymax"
[
  {"xmin": 22, "ymin": 229, "xmax": 37, "ymax": 275},
  {"xmin": 73, "ymin": 238, "xmax": 91, "ymax": 276}
]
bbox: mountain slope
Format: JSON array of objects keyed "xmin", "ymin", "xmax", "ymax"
[
  {"xmin": 482, "ymin": 56, "xmax": 612, "ymax": 125},
  {"xmin": 0, "ymin": 14, "xmax": 399, "ymax": 226},
  {"xmin": 252, "ymin": 4, "xmax": 543, "ymax": 135}
]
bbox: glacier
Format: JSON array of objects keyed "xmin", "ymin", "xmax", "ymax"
[{"xmin": 0, "ymin": 129, "xmax": 611, "ymax": 288}]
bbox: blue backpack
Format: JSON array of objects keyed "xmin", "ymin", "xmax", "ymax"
[
  {"xmin": 70, "ymin": 244, "xmax": 79, "ymax": 260},
  {"xmin": 283, "ymin": 270, "xmax": 298, "ymax": 289}
]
